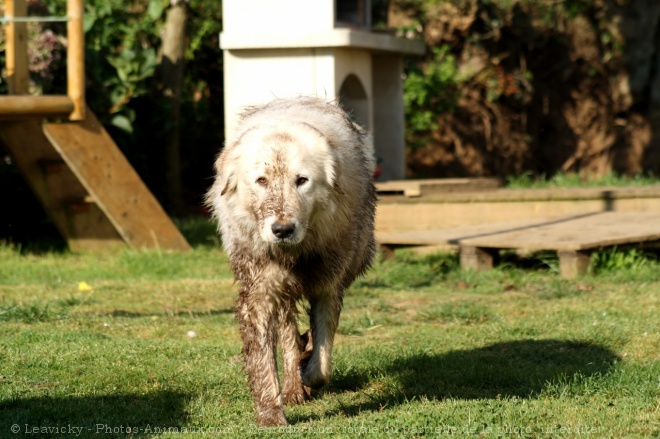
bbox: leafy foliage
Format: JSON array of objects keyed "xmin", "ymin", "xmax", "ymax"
[
  {"xmin": 404, "ymin": 46, "xmax": 461, "ymax": 134},
  {"xmin": 106, "ymin": 48, "xmax": 158, "ymax": 131},
  {"xmin": 591, "ymin": 247, "xmax": 657, "ymax": 275}
]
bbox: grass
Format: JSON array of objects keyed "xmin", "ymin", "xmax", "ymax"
[
  {"xmin": 505, "ymin": 172, "xmax": 660, "ymax": 189},
  {"xmin": 1, "ymin": 223, "xmax": 659, "ymax": 438}
]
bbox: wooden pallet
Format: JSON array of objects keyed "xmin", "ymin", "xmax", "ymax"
[
  {"xmin": 378, "ymin": 211, "xmax": 660, "ymax": 278},
  {"xmin": 1, "ymin": 111, "xmax": 191, "ymax": 252}
]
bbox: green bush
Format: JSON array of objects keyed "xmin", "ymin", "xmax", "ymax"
[{"xmin": 404, "ymin": 45, "xmax": 461, "ymax": 135}]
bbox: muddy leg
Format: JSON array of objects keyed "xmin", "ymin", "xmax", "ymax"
[
  {"xmin": 236, "ymin": 291, "xmax": 287, "ymax": 426},
  {"xmin": 302, "ymin": 293, "xmax": 342, "ymax": 389},
  {"xmin": 279, "ymin": 305, "xmax": 312, "ymax": 405}
]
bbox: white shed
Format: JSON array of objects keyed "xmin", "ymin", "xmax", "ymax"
[{"xmin": 220, "ymin": 0, "xmax": 425, "ymax": 180}]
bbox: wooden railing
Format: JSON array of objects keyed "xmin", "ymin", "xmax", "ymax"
[{"xmin": 1, "ymin": 0, "xmax": 85, "ymax": 120}]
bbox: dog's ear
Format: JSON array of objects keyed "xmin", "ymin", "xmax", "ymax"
[
  {"xmin": 219, "ymin": 159, "xmax": 238, "ymax": 196},
  {"xmin": 220, "ymin": 171, "xmax": 237, "ymax": 196},
  {"xmin": 325, "ymin": 149, "xmax": 343, "ymax": 194},
  {"xmin": 214, "ymin": 153, "xmax": 238, "ymax": 197}
]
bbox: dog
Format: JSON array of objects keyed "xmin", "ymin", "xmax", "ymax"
[{"xmin": 206, "ymin": 96, "xmax": 376, "ymax": 426}]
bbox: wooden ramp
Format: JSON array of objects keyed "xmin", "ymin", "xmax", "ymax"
[
  {"xmin": 0, "ymin": 111, "xmax": 191, "ymax": 252},
  {"xmin": 378, "ymin": 212, "xmax": 660, "ymax": 278}
]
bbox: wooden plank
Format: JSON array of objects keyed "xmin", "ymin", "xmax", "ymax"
[
  {"xmin": 461, "ymin": 212, "xmax": 660, "ymax": 251},
  {"xmin": 379, "ymin": 212, "xmax": 660, "ymax": 252},
  {"xmin": 377, "ymin": 216, "xmax": 565, "ymax": 247},
  {"xmin": 67, "ymin": 0, "xmax": 85, "ymax": 120},
  {"xmin": 378, "ymin": 186, "xmax": 660, "ymax": 203},
  {"xmin": 376, "ymin": 198, "xmax": 660, "ymax": 236},
  {"xmin": 0, "ymin": 120, "xmax": 125, "ymax": 251},
  {"xmin": 42, "ymin": 111, "xmax": 191, "ymax": 251},
  {"xmin": 376, "ymin": 178, "xmax": 500, "ymax": 197},
  {"xmin": 0, "ymin": 96, "xmax": 74, "ymax": 119},
  {"xmin": 4, "ymin": 0, "xmax": 29, "ymax": 94},
  {"xmin": 38, "ymin": 158, "xmax": 67, "ymax": 175}
]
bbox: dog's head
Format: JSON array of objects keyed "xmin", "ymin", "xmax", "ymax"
[{"xmin": 215, "ymin": 123, "xmax": 340, "ymax": 246}]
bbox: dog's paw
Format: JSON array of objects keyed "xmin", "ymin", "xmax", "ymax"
[
  {"xmin": 283, "ymin": 384, "xmax": 312, "ymax": 405},
  {"xmin": 256, "ymin": 407, "xmax": 287, "ymax": 427},
  {"xmin": 301, "ymin": 362, "xmax": 330, "ymax": 389}
]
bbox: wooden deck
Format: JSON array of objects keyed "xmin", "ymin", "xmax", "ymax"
[
  {"xmin": 375, "ymin": 183, "xmax": 660, "ymax": 235},
  {"xmin": 378, "ymin": 211, "xmax": 660, "ymax": 278}
]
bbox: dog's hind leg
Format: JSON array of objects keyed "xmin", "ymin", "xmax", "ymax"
[
  {"xmin": 236, "ymin": 287, "xmax": 287, "ymax": 427},
  {"xmin": 279, "ymin": 304, "xmax": 312, "ymax": 405},
  {"xmin": 302, "ymin": 291, "xmax": 342, "ymax": 389}
]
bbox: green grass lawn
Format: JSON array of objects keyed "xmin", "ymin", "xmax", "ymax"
[{"xmin": 1, "ymin": 228, "xmax": 658, "ymax": 438}]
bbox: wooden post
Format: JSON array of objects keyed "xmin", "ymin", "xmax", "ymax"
[
  {"xmin": 67, "ymin": 0, "xmax": 85, "ymax": 120},
  {"xmin": 160, "ymin": 2, "xmax": 187, "ymax": 213},
  {"xmin": 558, "ymin": 250, "xmax": 591, "ymax": 279},
  {"xmin": 460, "ymin": 246, "xmax": 498, "ymax": 271},
  {"xmin": 4, "ymin": 0, "xmax": 29, "ymax": 94}
]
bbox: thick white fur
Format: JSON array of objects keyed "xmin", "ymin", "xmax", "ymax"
[{"xmin": 208, "ymin": 97, "xmax": 375, "ymax": 259}]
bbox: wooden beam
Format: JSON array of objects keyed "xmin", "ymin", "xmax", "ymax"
[
  {"xmin": 0, "ymin": 95, "xmax": 74, "ymax": 118},
  {"xmin": 67, "ymin": 0, "xmax": 85, "ymax": 120},
  {"xmin": 4, "ymin": 0, "xmax": 29, "ymax": 94}
]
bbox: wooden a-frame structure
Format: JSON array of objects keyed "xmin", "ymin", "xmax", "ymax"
[{"xmin": 1, "ymin": 0, "xmax": 190, "ymax": 251}]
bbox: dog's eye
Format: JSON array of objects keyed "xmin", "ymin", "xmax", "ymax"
[
  {"xmin": 296, "ymin": 177, "xmax": 309, "ymax": 186},
  {"xmin": 256, "ymin": 177, "xmax": 268, "ymax": 186}
]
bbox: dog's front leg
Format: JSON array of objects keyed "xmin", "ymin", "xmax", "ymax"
[
  {"xmin": 236, "ymin": 287, "xmax": 286, "ymax": 427},
  {"xmin": 279, "ymin": 305, "xmax": 312, "ymax": 405},
  {"xmin": 302, "ymin": 291, "xmax": 342, "ymax": 389}
]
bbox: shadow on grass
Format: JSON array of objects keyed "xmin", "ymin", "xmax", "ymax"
[
  {"xmin": 304, "ymin": 339, "xmax": 620, "ymax": 421},
  {"xmin": 1, "ymin": 391, "xmax": 189, "ymax": 438},
  {"xmin": 109, "ymin": 308, "xmax": 234, "ymax": 318}
]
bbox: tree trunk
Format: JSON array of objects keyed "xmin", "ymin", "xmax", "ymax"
[{"xmin": 161, "ymin": 2, "xmax": 187, "ymax": 214}]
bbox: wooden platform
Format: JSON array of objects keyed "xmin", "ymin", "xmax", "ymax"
[
  {"xmin": 376, "ymin": 185, "xmax": 660, "ymax": 235},
  {"xmin": 378, "ymin": 212, "xmax": 660, "ymax": 278}
]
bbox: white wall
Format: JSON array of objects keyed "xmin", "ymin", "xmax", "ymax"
[
  {"xmin": 372, "ymin": 55, "xmax": 405, "ymax": 180},
  {"xmin": 223, "ymin": 0, "xmax": 334, "ymax": 35},
  {"xmin": 334, "ymin": 48, "xmax": 373, "ymax": 130},
  {"xmin": 223, "ymin": 48, "xmax": 337, "ymax": 139}
]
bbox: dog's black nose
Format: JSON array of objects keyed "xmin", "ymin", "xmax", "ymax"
[{"xmin": 271, "ymin": 221, "xmax": 295, "ymax": 239}]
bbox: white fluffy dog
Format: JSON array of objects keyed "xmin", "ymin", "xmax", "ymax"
[{"xmin": 206, "ymin": 97, "xmax": 376, "ymax": 426}]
